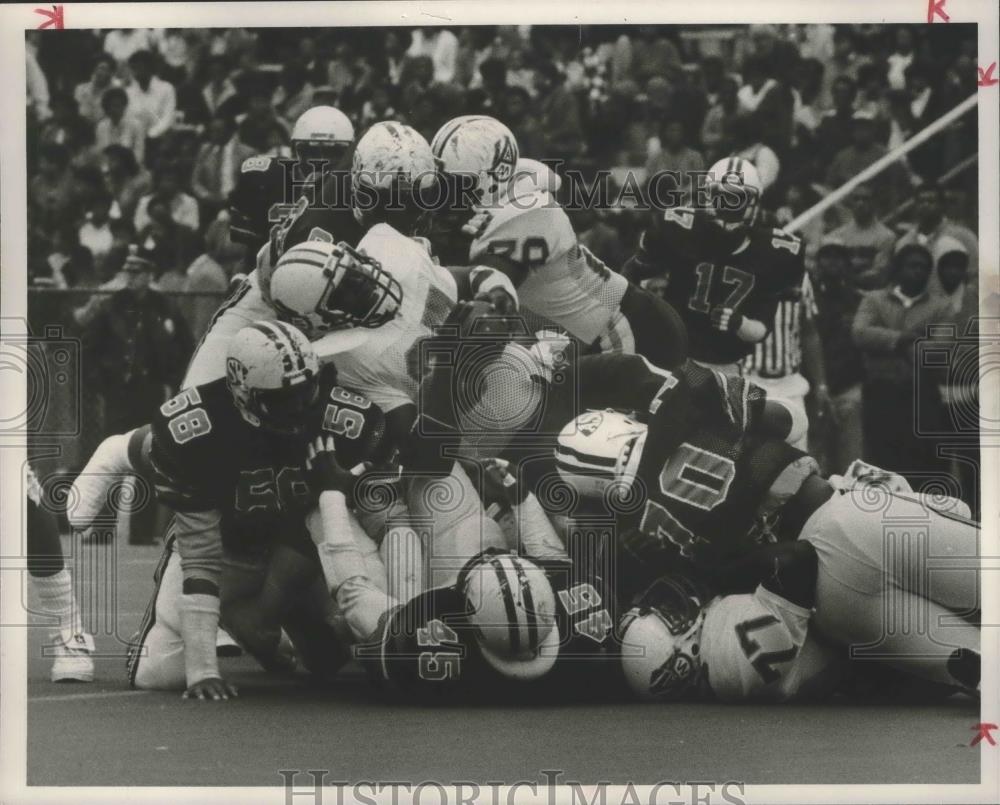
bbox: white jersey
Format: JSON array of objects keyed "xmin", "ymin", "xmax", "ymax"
[
  {"xmin": 330, "ymin": 223, "xmax": 458, "ymax": 412},
  {"xmin": 182, "ymin": 266, "xmax": 272, "ymax": 387},
  {"xmin": 470, "ymin": 188, "xmax": 629, "ymax": 346},
  {"xmin": 700, "ymin": 585, "xmax": 844, "ymax": 702}
]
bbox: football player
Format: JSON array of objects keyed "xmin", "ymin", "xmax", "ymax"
[
  {"xmin": 624, "ymin": 157, "xmax": 805, "ymax": 374},
  {"xmin": 428, "ymin": 115, "xmax": 688, "ymax": 371},
  {"xmin": 70, "ymin": 322, "xmax": 389, "ymax": 698},
  {"xmin": 619, "ymin": 480, "xmax": 981, "ymax": 702},
  {"xmin": 227, "ymin": 105, "xmax": 358, "ymax": 257}
]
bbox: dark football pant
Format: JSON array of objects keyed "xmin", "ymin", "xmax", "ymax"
[{"xmin": 595, "ymin": 284, "xmax": 688, "ymax": 370}]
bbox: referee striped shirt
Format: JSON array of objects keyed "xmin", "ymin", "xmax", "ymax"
[{"xmin": 742, "ymin": 274, "xmax": 817, "ymax": 378}]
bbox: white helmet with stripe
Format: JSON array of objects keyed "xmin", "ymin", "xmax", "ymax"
[
  {"xmin": 431, "ymin": 115, "xmax": 519, "ymax": 206},
  {"xmin": 458, "ymin": 551, "xmax": 559, "ymax": 680},
  {"xmin": 225, "ymin": 321, "xmax": 321, "ymax": 435},
  {"xmin": 291, "ymin": 105, "xmax": 355, "ymax": 163},
  {"xmin": 555, "ymin": 410, "xmax": 648, "ymax": 499},
  {"xmin": 270, "ymin": 239, "xmax": 402, "ymax": 339},
  {"xmin": 619, "ymin": 576, "xmax": 709, "ymax": 701},
  {"xmin": 351, "ymin": 121, "xmax": 437, "ymax": 227},
  {"xmin": 705, "ymin": 156, "xmax": 762, "ymax": 229}
]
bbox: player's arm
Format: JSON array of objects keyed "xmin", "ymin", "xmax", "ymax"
[
  {"xmin": 712, "ymin": 539, "xmax": 818, "ymax": 608},
  {"xmin": 468, "ymin": 252, "xmax": 524, "ymax": 314}
]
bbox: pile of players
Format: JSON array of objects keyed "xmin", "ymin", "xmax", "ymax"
[{"xmin": 68, "ymin": 106, "xmax": 982, "ymax": 705}]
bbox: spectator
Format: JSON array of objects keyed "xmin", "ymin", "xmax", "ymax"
[
  {"xmin": 645, "ymin": 117, "xmax": 705, "ymax": 208},
  {"xmin": 814, "ymin": 75, "xmax": 858, "ymax": 167},
  {"xmin": 502, "ymin": 86, "xmax": 545, "ymax": 158},
  {"xmin": 77, "ymin": 192, "xmax": 115, "ymax": 273},
  {"xmin": 29, "ymin": 143, "xmax": 74, "ymax": 231},
  {"xmin": 125, "ymin": 50, "xmax": 177, "ymax": 161},
  {"xmin": 852, "ymin": 242, "xmax": 950, "ymax": 482},
  {"xmin": 74, "ymin": 54, "xmax": 120, "ymax": 125},
  {"xmin": 886, "ymin": 26, "xmax": 916, "ymax": 91},
  {"xmin": 534, "ymin": 61, "xmax": 585, "ymax": 163},
  {"xmin": 383, "ymin": 30, "xmax": 411, "ymax": 87},
  {"xmin": 236, "ymin": 86, "xmax": 290, "ymax": 154},
  {"xmin": 631, "ymin": 26, "xmax": 681, "ymax": 86},
  {"xmin": 895, "ymin": 183, "xmax": 978, "ymax": 299},
  {"xmin": 79, "ymin": 247, "xmax": 192, "ymax": 544},
  {"xmin": 103, "ymin": 29, "xmax": 156, "ymax": 67},
  {"xmin": 359, "ymin": 85, "xmax": 398, "ymax": 129},
  {"xmin": 469, "ymin": 57, "xmax": 508, "ymax": 115},
  {"xmin": 201, "ymin": 55, "xmax": 239, "ymax": 117},
  {"xmin": 94, "ymin": 87, "xmax": 146, "ymax": 165},
  {"xmin": 408, "ymin": 27, "xmax": 459, "ymax": 84},
  {"xmin": 817, "ymin": 26, "xmax": 861, "ymax": 110},
  {"xmin": 825, "ymin": 183, "xmax": 896, "ymax": 289},
  {"xmin": 26, "ymin": 37, "xmax": 51, "ymax": 123},
  {"xmin": 701, "ymin": 76, "xmax": 740, "ymax": 164},
  {"xmin": 190, "ymin": 115, "xmax": 253, "ymax": 217},
  {"xmin": 154, "ymin": 29, "xmax": 193, "ymax": 86},
  {"xmin": 812, "ymin": 238, "xmax": 867, "ymax": 472},
  {"xmin": 826, "ymin": 109, "xmax": 909, "ymax": 214},
  {"xmin": 135, "ymin": 195, "xmax": 202, "ymax": 276},
  {"xmin": 134, "ymin": 161, "xmax": 200, "ymax": 233},
  {"xmin": 101, "ymin": 144, "xmax": 153, "ymax": 223},
  {"xmin": 38, "ymin": 93, "xmax": 94, "ymax": 153},
  {"xmin": 180, "ymin": 224, "xmax": 237, "ymax": 340},
  {"xmin": 274, "ymin": 63, "xmax": 316, "ymax": 126},
  {"xmin": 904, "ymin": 60, "xmax": 945, "ymax": 180},
  {"xmin": 731, "ymin": 113, "xmax": 781, "ymax": 194},
  {"xmin": 37, "ymin": 224, "xmax": 80, "ymax": 288},
  {"xmin": 932, "ymin": 236, "xmax": 979, "ymax": 502}
]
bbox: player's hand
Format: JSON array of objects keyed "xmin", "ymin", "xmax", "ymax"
[
  {"xmin": 306, "ymin": 435, "xmax": 369, "ymax": 494},
  {"xmin": 813, "ymin": 383, "xmax": 838, "ymax": 424},
  {"xmin": 474, "ymin": 286, "xmax": 518, "ymax": 315},
  {"xmin": 182, "ymin": 676, "xmax": 238, "ymax": 701},
  {"xmin": 710, "ymin": 306, "xmax": 743, "ymax": 333},
  {"xmin": 461, "ymin": 210, "xmax": 493, "ymax": 240},
  {"xmin": 479, "ymin": 458, "xmax": 529, "ymax": 507}
]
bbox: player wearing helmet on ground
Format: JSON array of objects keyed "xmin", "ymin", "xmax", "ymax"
[
  {"xmin": 69, "ymin": 322, "xmax": 390, "ymax": 698},
  {"xmin": 429, "ymin": 115, "xmax": 688, "ymax": 372},
  {"xmin": 619, "ymin": 477, "xmax": 981, "ymax": 703},
  {"xmin": 624, "ymin": 156, "xmax": 805, "ymax": 373}
]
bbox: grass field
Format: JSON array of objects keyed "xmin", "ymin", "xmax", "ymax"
[{"xmin": 25, "ymin": 540, "xmax": 981, "ymax": 787}]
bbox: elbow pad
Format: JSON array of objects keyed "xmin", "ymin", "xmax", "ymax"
[
  {"xmin": 68, "ymin": 432, "xmax": 136, "ymax": 528},
  {"xmin": 773, "ymin": 399, "xmax": 808, "ymax": 446}
]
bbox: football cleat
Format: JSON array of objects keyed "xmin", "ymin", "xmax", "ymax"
[{"xmin": 51, "ymin": 631, "xmax": 95, "ymax": 683}]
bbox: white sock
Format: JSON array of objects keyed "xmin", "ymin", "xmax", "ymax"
[{"xmin": 32, "ymin": 569, "xmax": 83, "ymax": 642}]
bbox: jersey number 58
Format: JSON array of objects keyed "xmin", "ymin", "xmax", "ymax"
[{"xmin": 160, "ymin": 388, "xmax": 212, "ymax": 444}]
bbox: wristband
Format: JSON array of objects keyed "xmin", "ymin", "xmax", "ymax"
[
  {"xmin": 180, "ymin": 593, "xmax": 221, "ymax": 686},
  {"xmin": 470, "ymin": 266, "xmax": 519, "ymax": 308}
]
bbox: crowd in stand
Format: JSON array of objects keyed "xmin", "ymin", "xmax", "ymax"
[{"xmin": 25, "ymin": 23, "xmax": 985, "ymax": 495}]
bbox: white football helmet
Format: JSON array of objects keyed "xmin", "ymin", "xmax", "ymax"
[
  {"xmin": 555, "ymin": 411, "xmax": 648, "ymax": 499},
  {"xmin": 291, "ymin": 105, "xmax": 355, "ymax": 162},
  {"xmin": 458, "ymin": 551, "xmax": 559, "ymax": 680},
  {"xmin": 705, "ymin": 156, "xmax": 762, "ymax": 229},
  {"xmin": 511, "ymin": 157, "xmax": 562, "ymax": 196},
  {"xmin": 226, "ymin": 321, "xmax": 321, "ymax": 435},
  {"xmin": 351, "ymin": 121, "xmax": 437, "ymax": 226},
  {"xmin": 270, "ymin": 239, "xmax": 402, "ymax": 338},
  {"xmin": 619, "ymin": 577, "xmax": 709, "ymax": 701},
  {"xmin": 431, "ymin": 115, "xmax": 519, "ymax": 206}
]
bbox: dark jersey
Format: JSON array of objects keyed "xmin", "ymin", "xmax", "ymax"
[
  {"xmin": 230, "ymin": 154, "xmax": 362, "ymax": 260},
  {"xmin": 360, "ymin": 547, "xmax": 618, "ymax": 702},
  {"xmin": 529, "ymin": 353, "xmax": 805, "ymax": 569},
  {"xmin": 144, "ymin": 368, "xmax": 386, "ymax": 554},
  {"xmin": 632, "ymin": 207, "xmax": 805, "ymax": 364}
]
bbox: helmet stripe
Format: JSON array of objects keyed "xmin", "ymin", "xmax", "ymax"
[
  {"xmin": 555, "ymin": 458, "xmax": 616, "ymax": 479},
  {"xmin": 489, "ymin": 556, "xmax": 521, "ymax": 655},
  {"xmin": 432, "ymin": 117, "xmax": 471, "ymax": 159},
  {"xmin": 510, "ymin": 556, "xmax": 539, "ymax": 653},
  {"xmin": 554, "ymin": 444, "xmax": 618, "ymax": 468},
  {"xmin": 256, "ymin": 320, "xmax": 308, "ymax": 373}
]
